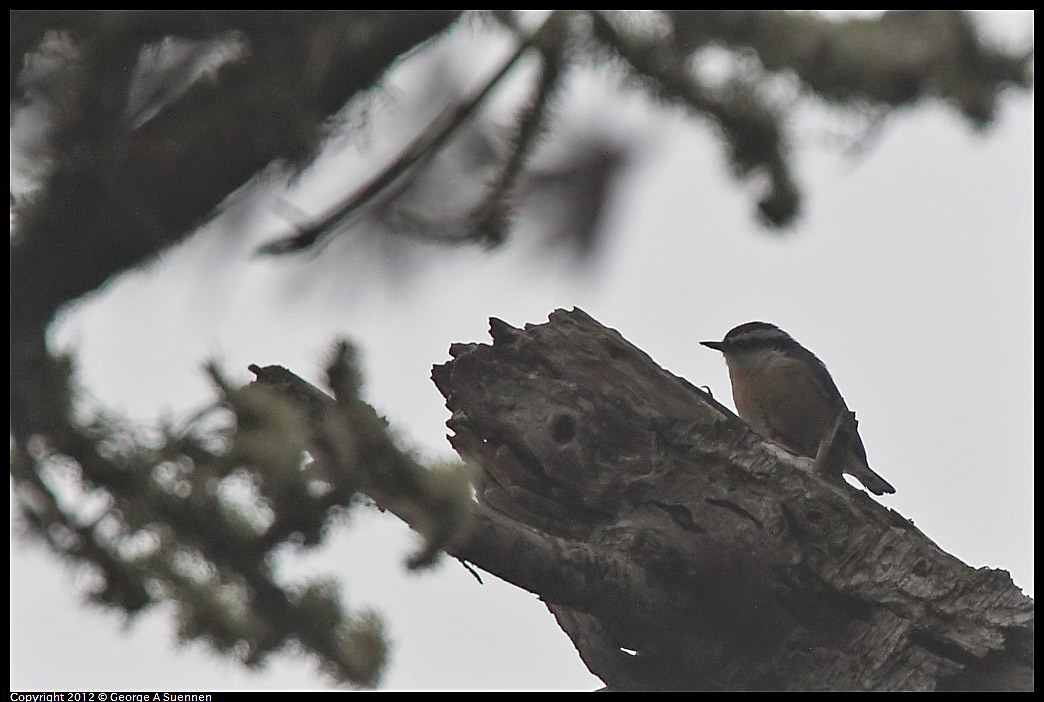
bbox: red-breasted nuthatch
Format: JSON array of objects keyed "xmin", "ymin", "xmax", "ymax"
[{"xmin": 701, "ymin": 321, "xmax": 895, "ymax": 495}]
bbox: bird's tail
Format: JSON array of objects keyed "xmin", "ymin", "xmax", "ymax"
[{"xmin": 846, "ymin": 462, "xmax": 896, "ymax": 495}]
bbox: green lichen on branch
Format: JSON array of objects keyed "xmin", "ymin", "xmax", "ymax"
[{"xmin": 10, "ymin": 339, "xmax": 471, "ymax": 686}]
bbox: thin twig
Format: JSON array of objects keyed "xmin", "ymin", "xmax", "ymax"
[
  {"xmin": 258, "ymin": 14, "xmax": 562, "ymax": 256},
  {"xmin": 469, "ymin": 33, "xmax": 566, "ymax": 245}
]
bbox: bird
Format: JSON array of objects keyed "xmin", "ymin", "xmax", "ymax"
[{"xmin": 701, "ymin": 321, "xmax": 895, "ymax": 495}]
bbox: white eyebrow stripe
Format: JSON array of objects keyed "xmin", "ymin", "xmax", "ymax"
[{"xmin": 726, "ymin": 325, "xmax": 794, "ymax": 344}]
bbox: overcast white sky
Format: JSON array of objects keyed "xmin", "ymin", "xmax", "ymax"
[{"xmin": 10, "ymin": 11, "xmax": 1033, "ymax": 691}]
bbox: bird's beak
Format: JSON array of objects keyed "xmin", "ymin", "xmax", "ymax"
[{"xmin": 700, "ymin": 340, "xmax": 726, "ymax": 351}]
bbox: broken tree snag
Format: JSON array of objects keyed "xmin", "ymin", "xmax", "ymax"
[{"xmin": 431, "ymin": 308, "xmax": 1033, "ymax": 691}]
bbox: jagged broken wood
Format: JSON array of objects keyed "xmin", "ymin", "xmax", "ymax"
[
  {"xmin": 253, "ymin": 308, "xmax": 1033, "ymax": 691},
  {"xmin": 429, "ymin": 308, "xmax": 1033, "ymax": 691}
]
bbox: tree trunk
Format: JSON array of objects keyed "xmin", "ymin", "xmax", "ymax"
[{"xmin": 430, "ymin": 308, "xmax": 1033, "ymax": 691}]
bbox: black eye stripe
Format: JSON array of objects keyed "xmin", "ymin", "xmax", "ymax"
[
  {"xmin": 726, "ymin": 337, "xmax": 793, "ymax": 353},
  {"xmin": 711, "ymin": 322, "xmax": 847, "ymax": 412},
  {"xmin": 721, "ymin": 322, "xmax": 794, "ymax": 347}
]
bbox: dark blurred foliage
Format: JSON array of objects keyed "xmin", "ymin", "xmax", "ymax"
[{"xmin": 9, "ymin": 10, "xmax": 1032, "ymax": 687}]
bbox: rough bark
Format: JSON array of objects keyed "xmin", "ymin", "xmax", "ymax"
[{"xmin": 430, "ymin": 307, "xmax": 1033, "ymax": 691}]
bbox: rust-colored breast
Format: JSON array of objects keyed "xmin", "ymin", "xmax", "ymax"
[{"xmin": 726, "ymin": 353, "xmax": 840, "ymax": 457}]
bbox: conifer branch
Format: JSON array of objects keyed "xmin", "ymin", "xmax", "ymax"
[{"xmin": 258, "ymin": 12, "xmax": 568, "ymax": 255}]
